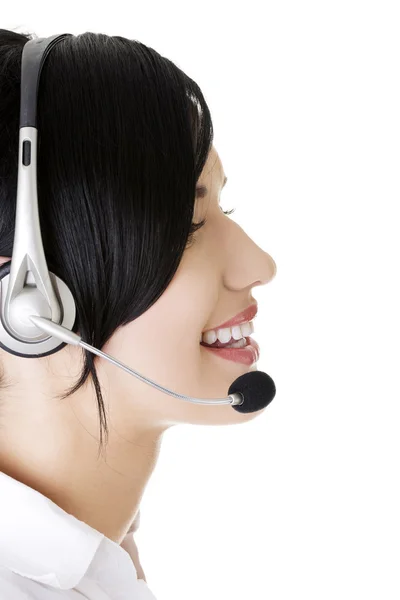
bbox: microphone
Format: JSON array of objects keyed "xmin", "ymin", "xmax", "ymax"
[{"xmin": 29, "ymin": 315, "xmax": 276, "ymax": 414}]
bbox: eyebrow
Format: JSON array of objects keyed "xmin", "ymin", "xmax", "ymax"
[{"xmin": 196, "ymin": 175, "xmax": 228, "ymax": 199}]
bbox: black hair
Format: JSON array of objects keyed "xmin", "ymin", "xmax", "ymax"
[{"xmin": 0, "ymin": 28, "xmax": 213, "ymax": 456}]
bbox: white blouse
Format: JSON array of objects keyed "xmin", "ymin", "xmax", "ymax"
[{"xmin": 0, "ymin": 471, "xmax": 158, "ymax": 599}]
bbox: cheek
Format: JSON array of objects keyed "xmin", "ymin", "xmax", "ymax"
[
  {"xmin": 101, "ymin": 247, "xmax": 221, "ymax": 405},
  {"xmin": 162, "ymin": 249, "xmax": 220, "ymax": 339},
  {"xmin": 116, "ymin": 269, "xmax": 216, "ymax": 364}
]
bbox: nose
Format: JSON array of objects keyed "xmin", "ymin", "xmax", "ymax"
[{"xmin": 223, "ymin": 220, "xmax": 277, "ymax": 291}]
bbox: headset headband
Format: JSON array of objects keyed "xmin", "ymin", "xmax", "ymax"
[{"xmin": 0, "ymin": 33, "xmax": 76, "ymax": 358}]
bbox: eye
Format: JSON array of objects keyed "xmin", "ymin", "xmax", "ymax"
[{"xmin": 219, "ymin": 181, "xmax": 235, "ymax": 215}]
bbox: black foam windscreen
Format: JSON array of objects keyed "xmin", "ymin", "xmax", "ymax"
[{"xmin": 228, "ymin": 371, "xmax": 276, "ymax": 413}]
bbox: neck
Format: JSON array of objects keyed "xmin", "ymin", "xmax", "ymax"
[{"xmin": 0, "ymin": 382, "xmax": 167, "ymax": 544}]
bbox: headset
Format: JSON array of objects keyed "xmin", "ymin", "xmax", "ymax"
[{"xmin": 0, "ymin": 33, "xmax": 276, "ymax": 413}]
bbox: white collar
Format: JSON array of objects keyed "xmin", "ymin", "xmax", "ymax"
[{"xmin": 0, "ymin": 470, "xmax": 137, "ymax": 590}]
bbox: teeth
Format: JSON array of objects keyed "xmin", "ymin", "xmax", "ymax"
[
  {"xmin": 231, "ymin": 325, "xmax": 243, "ymax": 340},
  {"xmin": 216, "ymin": 327, "xmax": 232, "ymax": 344},
  {"xmin": 226, "ymin": 337, "xmax": 248, "ymax": 349},
  {"xmin": 201, "ymin": 320, "xmax": 254, "ymax": 344},
  {"xmin": 202, "ymin": 329, "xmax": 217, "ymax": 345},
  {"xmin": 240, "ymin": 322, "xmax": 252, "ymax": 337}
]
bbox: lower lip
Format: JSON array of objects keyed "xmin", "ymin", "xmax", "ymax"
[{"xmin": 200, "ymin": 337, "xmax": 260, "ymax": 366}]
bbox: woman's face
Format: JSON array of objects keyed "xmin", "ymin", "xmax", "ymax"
[
  {"xmin": 0, "ymin": 145, "xmax": 277, "ymax": 432},
  {"xmin": 98, "ymin": 144, "xmax": 277, "ymax": 430}
]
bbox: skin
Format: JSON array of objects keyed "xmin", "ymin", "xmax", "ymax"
[{"xmin": 0, "ymin": 145, "xmax": 277, "ymax": 575}]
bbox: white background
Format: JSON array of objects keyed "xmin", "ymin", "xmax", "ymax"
[{"xmin": 4, "ymin": 1, "xmax": 400, "ymax": 598}]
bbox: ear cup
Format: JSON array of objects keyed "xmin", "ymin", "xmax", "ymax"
[{"xmin": 0, "ymin": 260, "xmax": 77, "ymax": 358}]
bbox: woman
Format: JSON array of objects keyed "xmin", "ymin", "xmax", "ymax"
[{"xmin": 0, "ymin": 28, "xmax": 277, "ymax": 599}]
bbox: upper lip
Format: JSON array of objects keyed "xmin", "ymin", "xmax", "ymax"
[{"xmin": 202, "ymin": 303, "xmax": 258, "ymax": 334}]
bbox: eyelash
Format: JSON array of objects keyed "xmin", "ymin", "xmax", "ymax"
[
  {"xmin": 220, "ymin": 207, "xmax": 236, "ymax": 215},
  {"xmin": 186, "ymin": 206, "xmax": 236, "ymax": 248},
  {"xmin": 195, "ymin": 185, "xmax": 235, "ymax": 216}
]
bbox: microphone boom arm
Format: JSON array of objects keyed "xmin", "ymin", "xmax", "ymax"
[{"xmin": 29, "ymin": 315, "xmax": 244, "ymax": 406}]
